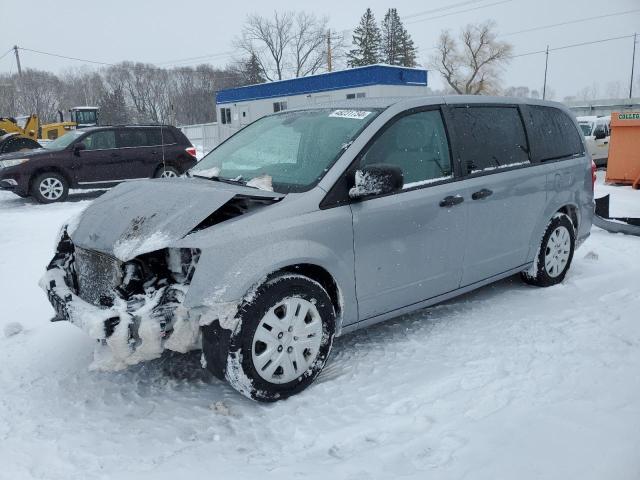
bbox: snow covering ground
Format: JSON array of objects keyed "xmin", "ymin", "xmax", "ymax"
[{"xmin": 1, "ymin": 174, "xmax": 639, "ymax": 480}]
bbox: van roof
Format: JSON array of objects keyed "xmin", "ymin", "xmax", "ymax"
[{"xmin": 286, "ymin": 95, "xmax": 569, "ymax": 112}]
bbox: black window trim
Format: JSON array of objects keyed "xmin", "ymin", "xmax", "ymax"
[{"xmin": 320, "ymin": 104, "xmax": 460, "ymax": 210}]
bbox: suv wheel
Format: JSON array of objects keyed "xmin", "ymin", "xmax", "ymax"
[
  {"xmin": 521, "ymin": 213, "xmax": 575, "ymax": 287},
  {"xmin": 202, "ymin": 274, "xmax": 336, "ymax": 402},
  {"xmin": 154, "ymin": 166, "xmax": 179, "ymax": 178},
  {"xmin": 31, "ymin": 172, "xmax": 69, "ymax": 203}
]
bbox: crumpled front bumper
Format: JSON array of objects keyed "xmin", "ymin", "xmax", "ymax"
[
  {"xmin": 40, "ymin": 266, "xmax": 129, "ymax": 340},
  {"xmin": 40, "ymin": 233, "xmax": 201, "ymax": 370}
]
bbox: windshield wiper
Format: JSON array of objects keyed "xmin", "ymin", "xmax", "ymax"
[{"xmin": 192, "ymin": 174, "xmax": 259, "ymax": 189}]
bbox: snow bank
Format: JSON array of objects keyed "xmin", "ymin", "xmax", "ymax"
[{"xmin": 0, "ymin": 179, "xmax": 639, "ymax": 479}]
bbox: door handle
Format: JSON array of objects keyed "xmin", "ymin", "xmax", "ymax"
[
  {"xmin": 439, "ymin": 195, "xmax": 464, "ymax": 207},
  {"xmin": 471, "ymin": 188, "xmax": 493, "ymax": 200}
]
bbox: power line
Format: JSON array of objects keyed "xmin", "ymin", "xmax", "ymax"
[
  {"xmin": 401, "ymin": 0, "xmax": 492, "ymax": 20},
  {"xmin": 405, "ymin": 0, "xmax": 514, "ymax": 25},
  {"xmin": 0, "ymin": 48, "xmax": 13, "ymax": 61},
  {"xmin": 17, "ymin": 47, "xmax": 115, "ymax": 66},
  {"xmin": 509, "ymin": 33, "xmax": 636, "ymax": 59},
  {"xmin": 502, "ymin": 8, "xmax": 640, "ymax": 37},
  {"xmin": 155, "ymin": 50, "xmax": 237, "ymax": 67}
]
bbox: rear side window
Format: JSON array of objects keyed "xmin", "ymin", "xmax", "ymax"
[
  {"xmin": 525, "ymin": 106, "xmax": 584, "ymax": 161},
  {"xmin": 146, "ymin": 128, "xmax": 176, "ymax": 146},
  {"xmin": 118, "ymin": 129, "xmax": 146, "ymax": 148},
  {"xmin": 451, "ymin": 106, "xmax": 529, "ymax": 173}
]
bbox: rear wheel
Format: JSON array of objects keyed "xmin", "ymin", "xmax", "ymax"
[
  {"xmin": 31, "ymin": 172, "xmax": 69, "ymax": 203},
  {"xmin": 521, "ymin": 213, "xmax": 575, "ymax": 287},
  {"xmin": 154, "ymin": 165, "xmax": 180, "ymax": 178},
  {"xmin": 202, "ymin": 274, "xmax": 336, "ymax": 402}
]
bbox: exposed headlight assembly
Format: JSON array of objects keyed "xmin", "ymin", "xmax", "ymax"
[{"xmin": 0, "ymin": 158, "xmax": 29, "ymax": 168}]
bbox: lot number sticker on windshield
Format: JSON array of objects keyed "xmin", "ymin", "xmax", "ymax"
[{"xmin": 329, "ymin": 110, "xmax": 372, "ymax": 120}]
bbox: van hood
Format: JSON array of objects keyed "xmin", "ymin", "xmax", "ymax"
[{"xmin": 70, "ymin": 178, "xmax": 283, "ymax": 261}]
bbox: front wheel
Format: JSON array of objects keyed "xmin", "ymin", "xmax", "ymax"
[
  {"xmin": 203, "ymin": 274, "xmax": 336, "ymax": 402},
  {"xmin": 521, "ymin": 213, "xmax": 575, "ymax": 287},
  {"xmin": 31, "ymin": 172, "xmax": 69, "ymax": 203}
]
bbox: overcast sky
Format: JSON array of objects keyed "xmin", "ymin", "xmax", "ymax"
[{"xmin": 1, "ymin": 0, "xmax": 638, "ymax": 99}]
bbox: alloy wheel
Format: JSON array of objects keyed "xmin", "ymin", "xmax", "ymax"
[
  {"xmin": 39, "ymin": 177, "xmax": 64, "ymax": 201},
  {"xmin": 160, "ymin": 170, "xmax": 178, "ymax": 178}
]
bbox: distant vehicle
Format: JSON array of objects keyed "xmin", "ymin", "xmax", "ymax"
[
  {"xmin": 0, "ymin": 107, "xmax": 100, "ymax": 152},
  {"xmin": 0, "ymin": 132, "xmax": 41, "ymax": 154},
  {"xmin": 577, "ymin": 115, "xmax": 610, "ymax": 167},
  {"xmin": 0, "ymin": 125, "xmax": 197, "ymax": 202},
  {"xmin": 42, "ymin": 97, "xmax": 593, "ymax": 402}
]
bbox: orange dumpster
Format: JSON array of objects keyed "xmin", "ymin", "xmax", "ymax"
[{"xmin": 606, "ymin": 112, "xmax": 640, "ymax": 188}]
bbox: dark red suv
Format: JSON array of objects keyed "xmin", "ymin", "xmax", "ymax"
[{"xmin": 0, "ymin": 125, "xmax": 198, "ymax": 203}]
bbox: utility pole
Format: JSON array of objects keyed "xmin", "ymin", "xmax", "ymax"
[
  {"xmin": 542, "ymin": 45, "xmax": 549, "ymax": 100},
  {"xmin": 13, "ymin": 45, "xmax": 22, "ymax": 77},
  {"xmin": 327, "ymin": 29, "xmax": 333, "ymax": 72},
  {"xmin": 630, "ymin": 33, "xmax": 637, "ymax": 99}
]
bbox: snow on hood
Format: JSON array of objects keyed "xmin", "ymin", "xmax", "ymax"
[{"xmin": 70, "ymin": 177, "xmax": 282, "ymax": 261}]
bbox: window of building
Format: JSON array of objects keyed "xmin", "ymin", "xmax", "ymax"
[
  {"xmin": 346, "ymin": 92, "xmax": 366, "ymax": 100},
  {"xmin": 359, "ymin": 110, "xmax": 452, "ymax": 187},
  {"xmin": 220, "ymin": 107, "xmax": 232, "ymax": 125},
  {"xmin": 451, "ymin": 106, "xmax": 530, "ymax": 173},
  {"xmin": 273, "ymin": 101, "xmax": 288, "ymax": 113},
  {"xmin": 524, "ymin": 106, "xmax": 584, "ymax": 162}
]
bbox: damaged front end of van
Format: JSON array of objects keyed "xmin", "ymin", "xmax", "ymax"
[{"xmin": 40, "ymin": 178, "xmax": 282, "ymax": 370}]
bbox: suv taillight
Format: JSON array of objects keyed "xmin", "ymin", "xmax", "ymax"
[
  {"xmin": 186, "ymin": 147, "xmax": 197, "ymax": 158},
  {"xmin": 591, "ymin": 160, "xmax": 597, "ymax": 189}
]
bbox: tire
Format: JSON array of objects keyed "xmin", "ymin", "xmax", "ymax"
[
  {"xmin": 202, "ymin": 274, "xmax": 336, "ymax": 402},
  {"xmin": 31, "ymin": 172, "xmax": 69, "ymax": 204},
  {"xmin": 154, "ymin": 165, "xmax": 180, "ymax": 178},
  {"xmin": 0, "ymin": 135, "xmax": 41, "ymax": 154},
  {"xmin": 521, "ymin": 213, "xmax": 575, "ymax": 287}
]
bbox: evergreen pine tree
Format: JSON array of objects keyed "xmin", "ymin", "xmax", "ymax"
[
  {"xmin": 381, "ymin": 8, "xmax": 404, "ymax": 65},
  {"xmin": 98, "ymin": 86, "xmax": 129, "ymax": 125},
  {"xmin": 398, "ymin": 26, "xmax": 418, "ymax": 67},
  {"xmin": 347, "ymin": 8, "xmax": 382, "ymax": 67},
  {"xmin": 242, "ymin": 53, "xmax": 266, "ymax": 85}
]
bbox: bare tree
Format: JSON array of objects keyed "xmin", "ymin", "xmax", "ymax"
[
  {"xmin": 235, "ymin": 11, "xmax": 340, "ymax": 80},
  {"xmin": 292, "ymin": 12, "xmax": 329, "ymax": 77},
  {"xmin": 15, "ymin": 69, "xmax": 62, "ymax": 123},
  {"xmin": 236, "ymin": 11, "xmax": 294, "ymax": 81},
  {"xmin": 430, "ymin": 22, "xmax": 512, "ymax": 95}
]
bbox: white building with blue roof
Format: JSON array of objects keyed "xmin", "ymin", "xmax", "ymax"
[{"xmin": 214, "ymin": 64, "xmax": 429, "ymax": 144}]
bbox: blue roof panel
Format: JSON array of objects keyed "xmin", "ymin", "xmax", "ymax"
[{"xmin": 216, "ymin": 64, "xmax": 428, "ymax": 104}]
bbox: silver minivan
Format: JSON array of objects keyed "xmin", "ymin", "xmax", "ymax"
[{"xmin": 42, "ymin": 96, "xmax": 594, "ymax": 401}]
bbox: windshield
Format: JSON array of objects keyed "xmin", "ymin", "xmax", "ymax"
[
  {"xmin": 578, "ymin": 122, "xmax": 593, "ymax": 136},
  {"xmin": 43, "ymin": 130, "xmax": 84, "ymax": 150},
  {"xmin": 74, "ymin": 110, "xmax": 97, "ymax": 125},
  {"xmin": 190, "ymin": 108, "xmax": 381, "ymax": 193}
]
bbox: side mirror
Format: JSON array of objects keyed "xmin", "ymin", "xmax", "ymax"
[
  {"xmin": 349, "ymin": 164, "xmax": 403, "ymax": 199},
  {"xmin": 73, "ymin": 142, "xmax": 86, "ymax": 155},
  {"xmin": 594, "ymin": 129, "xmax": 606, "ymax": 140}
]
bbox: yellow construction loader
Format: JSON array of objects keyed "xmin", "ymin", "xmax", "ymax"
[{"xmin": 0, "ymin": 107, "xmax": 99, "ymax": 153}]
